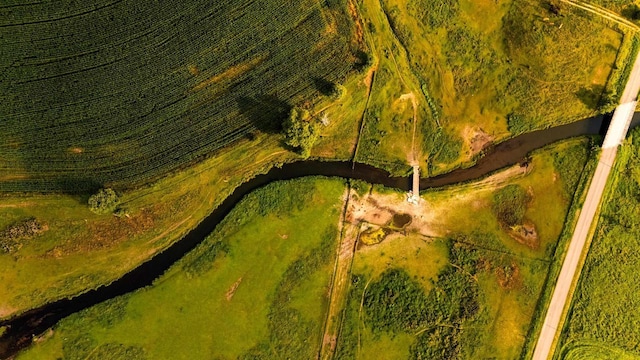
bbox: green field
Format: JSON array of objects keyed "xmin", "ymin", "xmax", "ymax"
[
  {"xmin": 14, "ymin": 138, "xmax": 595, "ymax": 359},
  {"xmin": 17, "ymin": 177, "xmax": 346, "ymax": 359},
  {"xmin": 1, "ymin": 0, "xmax": 631, "ymax": 189},
  {"xmin": 340, "ymin": 0, "xmax": 625, "ymax": 176},
  {"xmin": 334, "ymin": 139, "xmax": 594, "ymax": 359},
  {"xmin": 2, "ymin": 0, "xmax": 638, "ymax": 357},
  {"xmin": 0, "ymin": 134, "xmax": 299, "ymax": 319},
  {"xmin": 558, "ymin": 127, "xmax": 640, "ymax": 359},
  {"xmin": 0, "ymin": 0, "xmax": 360, "ymax": 191}
]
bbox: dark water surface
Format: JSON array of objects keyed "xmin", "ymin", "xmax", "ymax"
[{"xmin": 1, "ymin": 113, "xmax": 639, "ymax": 358}]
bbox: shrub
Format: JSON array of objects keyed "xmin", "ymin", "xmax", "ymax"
[
  {"xmin": 88, "ymin": 188, "xmax": 120, "ymax": 215},
  {"xmin": 492, "ymin": 184, "xmax": 530, "ymax": 226},
  {"xmin": 507, "ymin": 113, "xmax": 532, "ymax": 135},
  {"xmin": 0, "ymin": 218, "xmax": 45, "ymax": 253}
]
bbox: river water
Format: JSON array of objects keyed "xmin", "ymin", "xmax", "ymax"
[{"xmin": 1, "ymin": 113, "xmax": 639, "ymax": 358}]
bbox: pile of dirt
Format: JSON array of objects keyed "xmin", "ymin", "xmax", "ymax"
[{"xmin": 507, "ymin": 221, "xmax": 539, "ymax": 249}]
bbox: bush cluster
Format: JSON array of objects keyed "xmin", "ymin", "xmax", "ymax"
[
  {"xmin": 0, "ymin": 218, "xmax": 44, "ymax": 253},
  {"xmin": 88, "ymin": 188, "xmax": 120, "ymax": 215},
  {"xmin": 492, "ymin": 184, "xmax": 530, "ymax": 227}
]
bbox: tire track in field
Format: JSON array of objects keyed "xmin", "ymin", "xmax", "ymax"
[{"xmin": 319, "ymin": 187, "xmax": 358, "ymax": 360}]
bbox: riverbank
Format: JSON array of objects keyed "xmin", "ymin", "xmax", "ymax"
[{"xmin": 12, "ymin": 137, "xmax": 593, "ymax": 359}]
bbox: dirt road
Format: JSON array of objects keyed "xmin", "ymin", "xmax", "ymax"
[{"xmin": 532, "ymin": 44, "xmax": 640, "ymax": 360}]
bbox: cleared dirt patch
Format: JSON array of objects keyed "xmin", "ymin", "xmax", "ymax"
[
  {"xmin": 507, "ymin": 221, "xmax": 539, "ymax": 249},
  {"xmin": 192, "ymin": 54, "xmax": 268, "ymax": 92},
  {"xmin": 225, "ymin": 277, "xmax": 243, "ymax": 301},
  {"xmin": 464, "ymin": 126, "xmax": 495, "ymax": 155}
]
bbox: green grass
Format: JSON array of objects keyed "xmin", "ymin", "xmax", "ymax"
[
  {"xmin": 333, "ymin": 139, "xmax": 594, "ymax": 359},
  {"xmin": 12, "ymin": 138, "xmax": 594, "ymax": 359},
  {"xmin": 374, "ymin": 0, "xmax": 622, "ymax": 175},
  {"xmin": 492, "ymin": 184, "xmax": 530, "ymax": 227},
  {"xmin": 17, "ymin": 177, "xmax": 346, "ymax": 359},
  {"xmin": 0, "ymin": 134, "xmax": 302, "ymax": 320},
  {"xmin": 587, "ymin": 0, "xmax": 639, "ymax": 16},
  {"xmin": 0, "ymin": 0, "xmax": 361, "ymax": 191},
  {"xmin": 558, "ymin": 127, "xmax": 640, "ymax": 358},
  {"xmin": 0, "ymin": 0, "xmax": 631, "ymax": 321}
]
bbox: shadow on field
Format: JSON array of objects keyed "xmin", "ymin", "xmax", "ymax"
[
  {"xmin": 237, "ymin": 95, "xmax": 291, "ymax": 133},
  {"xmin": 312, "ymin": 77, "xmax": 336, "ymax": 96},
  {"xmin": 575, "ymin": 85, "xmax": 605, "ymax": 111},
  {"xmin": 54, "ymin": 177, "xmax": 103, "ymax": 204}
]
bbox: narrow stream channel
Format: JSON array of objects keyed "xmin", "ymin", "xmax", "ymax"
[{"xmin": 1, "ymin": 114, "xmax": 638, "ymax": 358}]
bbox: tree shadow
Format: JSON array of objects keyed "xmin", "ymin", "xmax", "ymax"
[
  {"xmin": 312, "ymin": 77, "xmax": 336, "ymax": 97},
  {"xmin": 622, "ymin": 4, "xmax": 640, "ymax": 21},
  {"xmin": 353, "ymin": 50, "xmax": 372, "ymax": 72},
  {"xmin": 236, "ymin": 95, "xmax": 291, "ymax": 134},
  {"xmin": 575, "ymin": 85, "xmax": 605, "ymax": 111},
  {"xmin": 54, "ymin": 176, "xmax": 103, "ymax": 204}
]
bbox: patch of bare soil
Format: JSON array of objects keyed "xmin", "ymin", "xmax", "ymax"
[
  {"xmin": 33, "ymin": 329, "xmax": 54, "ymax": 343},
  {"xmin": 0, "ymin": 202, "xmax": 35, "ymax": 209},
  {"xmin": 464, "ymin": 126, "xmax": 494, "ymax": 155},
  {"xmin": 495, "ymin": 262, "xmax": 522, "ymax": 290},
  {"xmin": 45, "ymin": 207, "xmax": 158, "ymax": 256},
  {"xmin": 191, "ymin": 54, "xmax": 267, "ymax": 92},
  {"xmin": 0, "ymin": 305, "xmax": 18, "ymax": 320},
  {"xmin": 507, "ymin": 221, "xmax": 539, "ymax": 249},
  {"xmin": 347, "ymin": 0, "xmax": 364, "ymax": 47},
  {"xmin": 346, "ymin": 191, "xmax": 441, "ymax": 246},
  {"xmin": 225, "ymin": 277, "xmax": 243, "ymax": 301},
  {"xmin": 363, "ymin": 66, "xmax": 376, "ymax": 88}
]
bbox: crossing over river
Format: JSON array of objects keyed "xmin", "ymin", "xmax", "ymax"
[{"xmin": 1, "ymin": 113, "xmax": 639, "ymax": 358}]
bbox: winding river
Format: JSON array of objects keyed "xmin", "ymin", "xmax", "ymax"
[{"xmin": 1, "ymin": 113, "xmax": 638, "ymax": 358}]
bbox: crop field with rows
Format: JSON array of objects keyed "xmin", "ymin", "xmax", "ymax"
[{"xmin": 0, "ymin": 0, "xmax": 360, "ymax": 191}]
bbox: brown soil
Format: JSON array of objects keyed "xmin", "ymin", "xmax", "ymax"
[
  {"xmin": 45, "ymin": 207, "xmax": 159, "ymax": 256},
  {"xmin": 0, "ymin": 202, "xmax": 35, "ymax": 208},
  {"xmin": 191, "ymin": 54, "xmax": 267, "ymax": 92},
  {"xmin": 508, "ymin": 221, "xmax": 540, "ymax": 249},
  {"xmin": 465, "ymin": 126, "xmax": 495, "ymax": 155},
  {"xmin": 347, "ymin": 191, "xmax": 441, "ymax": 246},
  {"xmin": 0, "ymin": 305, "xmax": 18, "ymax": 319},
  {"xmin": 495, "ymin": 262, "xmax": 522, "ymax": 290},
  {"xmin": 225, "ymin": 277, "xmax": 243, "ymax": 301},
  {"xmin": 187, "ymin": 64, "xmax": 199, "ymax": 76},
  {"xmin": 0, "ymin": 174, "xmax": 29, "ymax": 181},
  {"xmin": 347, "ymin": 0, "xmax": 364, "ymax": 47},
  {"xmin": 363, "ymin": 66, "xmax": 376, "ymax": 88}
]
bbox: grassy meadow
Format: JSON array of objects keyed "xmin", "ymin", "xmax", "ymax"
[
  {"xmin": 350, "ymin": 0, "xmax": 632, "ymax": 174},
  {"xmin": 13, "ymin": 138, "xmax": 596, "ymax": 359},
  {"xmin": 558, "ymin": 127, "xmax": 640, "ymax": 359},
  {"xmin": 17, "ymin": 177, "xmax": 346, "ymax": 359},
  {"xmin": 333, "ymin": 138, "xmax": 595, "ymax": 359},
  {"xmin": 0, "ymin": 134, "xmax": 299, "ymax": 319}
]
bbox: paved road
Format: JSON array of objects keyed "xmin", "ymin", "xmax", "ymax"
[{"xmin": 532, "ymin": 49, "xmax": 640, "ymax": 359}]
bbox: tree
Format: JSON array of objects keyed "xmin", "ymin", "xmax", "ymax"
[
  {"xmin": 88, "ymin": 188, "xmax": 120, "ymax": 214},
  {"xmin": 283, "ymin": 107, "xmax": 320, "ymax": 158}
]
